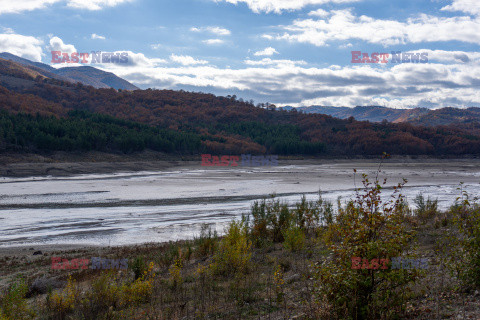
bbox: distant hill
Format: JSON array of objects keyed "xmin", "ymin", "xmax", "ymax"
[
  {"xmin": 281, "ymin": 105, "xmax": 480, "ymax": 126},
  {"xmin": 0, "ymin": 52, "xmax": 138, "ymax": 90},
  {"xmin": 280, "ymin": 105, "xmax": 429, "ymax": 122},
  {"xmin": 409, "ymin": 107, "xmax": 480, "ymax": 126}
]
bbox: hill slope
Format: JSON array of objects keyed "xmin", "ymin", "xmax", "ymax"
[
  {"xmin": 1, "ymin": 58, "xmax": 480, "ymax": 157},
  {"xmin": 0, "ymin": 52, "xmax": 138, "ymax": 90},
  {"xmin": 284, "ymin": 105, "xmax": 480, "ymax": 126}
]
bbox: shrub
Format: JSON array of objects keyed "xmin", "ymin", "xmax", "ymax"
[
  {"xmin": 195, "ymin": 223, "xmax": 218, "ymax": 257},
  {"xmin": 131, "ymin": 256, "xmax": 146, "ymax": 280},
  {"xmin": 315, "ymin": 169, "xmax": 418, "ymax": 320},
  {"xmin": 414, "ymin": 193, "xmax": 439, "ymax": 224},
  {"xmin": 250, "ymin": 196, "xmax": 291, "ymax": 244},
  {"xmin": 211, "ymin": 220, "xmax": 252, "ymax": 276},
  {"xmin": 447, "ymin": 184, "xmax": 480, "ymax": 288},
  {"xmin": 79, "ymin": 272, "xmax": 122, "ymax": 318},
  {"xmin": 156, "ymin": 242, "xmax": 180, "ymax": 268},
  {"xmin": 78, "ymin": 263, "xmax": 156, "ymax": 317},
  {"xmin": 294, "ymin": 195, "xmax": 321, "ymax": 234},
  {"xmin": 46, "ymin": 275, "xmax": 79, "ymax": 319},
  {"xmin": 169, "ymin": 258, "xmax": 183, "ymax": 288},
  {"xmin": 282, "ymin": 225, "xmax": 305, "ymax": 252},
  {"xmin": 121, "ymin": 264, "xmax": 155, "ymax": 307},
  {"xmin": 0, "ymin": 277, "xmax": 34, "ymax": 320},
  {"xmin": 249, "ymin": 193, "xmax": 331, "ymax": 246},
  {"xmin": 318, "ymin": 193, "xmax": 334, "ymax": 226},
  {"xmin": 28, "ymin": 276, "xmax": 63, "ymax": 296}
]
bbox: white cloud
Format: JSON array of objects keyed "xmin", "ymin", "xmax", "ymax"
[
  {"xmin": 308, "ymin": 8, "xmax": 329, "ymax": 17},
  {"xmin": 0, "ymin": 0, "xmax": 60, "ymax": 14},
  {"xmin": 441, "ymin": 0, "xmax": 480, "ymax": 16},
  {"xmin": 1, "ymin": 27, "xmax": 15, "ymax": 34},
  {"xmin": 407, "ymin": 49, "xmax": 480, "ymax": 64},
  {"xmin": 48, "ymin": 36, "xmax": 77, "ymax": 54},
  {"xmin": 203, "ymin": 39, "xmax": 224, "ymax": 45},
  {"xmin": 0, "ymin": 0, "xmax": 132, "ymax": 14},
  {"xmin": 339, "ymin": 43, "xmax": 353, "ymax": 48},
  {"xmin": 111, "ymin": 51, "xmax": 166, "ymax": 67},
  {"xmin": 66, "ymin": 0, "xmax": 133, "ymax": 10},
  {"xmin": 207, "ymin": 27, "xmax": 231, "ymax": 36},
  {"xmin": 98, "ymin": 48, "xmax": 480, "ymax": 109},
  {"xmin": 213, "ymin": 0, "xmax": 361, "ymax": 14},
  {"xmin": 254, "ymin": 47, "xmax": 279, "ymax": 56},
  {"xmin": 91, "ymin": 33, "xmax": 106, "ymax": 40},
  {"xmin": 245, "ymin": 57, "xmax": 306, "ymax": 66},
  {"xmin": 170, "ymin": 54, "xmax": 208, "ymax": 65},
  {"xmin": 0, "ymin": 33, "xmax": 44, "ymax": 61},
  {"xmin": 268, "ymin": 9, "xmax": 480, "ymax": 46},
  {"xmin": 190, "ymin": 26, "xmax": 231, "ymax": 36}
]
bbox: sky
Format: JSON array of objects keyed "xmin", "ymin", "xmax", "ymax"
[{"xmin": 0, "ymin": 0, "xmax": 479, "ymax": 108}]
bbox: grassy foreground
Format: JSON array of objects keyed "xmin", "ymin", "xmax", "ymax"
[{"xmin": 1, "ymin": 167, "xmax": 480, "ymax": 319}]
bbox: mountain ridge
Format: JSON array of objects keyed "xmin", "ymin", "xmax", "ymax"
[
  {"xmin": 280, "ymin": 105, "xmax": 480, "ymax": 126},
  {"xmin": 0, "ymin": 52, "xmax": 138, "ymax": 90}
]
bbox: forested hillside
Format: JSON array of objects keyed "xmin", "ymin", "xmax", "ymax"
[{"xmin": 1, "ymin": 58, "xmax": 480, "ymax": 156}]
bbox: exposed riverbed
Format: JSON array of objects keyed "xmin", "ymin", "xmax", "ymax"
[{"xmin": 1, "ymin": 159, "xmax": 479, "ymax": 248}]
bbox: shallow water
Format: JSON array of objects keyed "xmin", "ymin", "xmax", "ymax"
[{"xmin": 1, "ymin": 161, "xmax": 479, "ymax": 247}]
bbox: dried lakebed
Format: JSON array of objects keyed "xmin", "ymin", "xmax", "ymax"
[{"xmin": 1, "ymin": 159, "xmax": 480, "ymax": 248}]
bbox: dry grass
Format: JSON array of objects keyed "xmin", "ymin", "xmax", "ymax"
[{"xmin": 2, "ymin": 196, "xmax": 480, "ymax": 319}]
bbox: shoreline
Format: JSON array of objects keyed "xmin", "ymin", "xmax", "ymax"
[
  {"xmin": 1, "ymin": 150, "xmax": 480, "ymax": 178},
  {"xmin": 0, "ymin": 241, "xmax": 170, "ymax": 257}
]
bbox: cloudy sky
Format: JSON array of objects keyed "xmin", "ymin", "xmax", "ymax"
[{"xmin": 0, "ymin": 0, "xmax": 479, "ymax": 108}]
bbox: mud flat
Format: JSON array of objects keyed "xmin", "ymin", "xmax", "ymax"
[{"xmin": 1, "ymin": 158, "xmax": 480, "ymax": 250}]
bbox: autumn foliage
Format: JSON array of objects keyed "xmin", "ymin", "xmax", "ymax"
[{"xmin": 1, "ymin": 63, "xmax": 480, "ymax": 156}]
